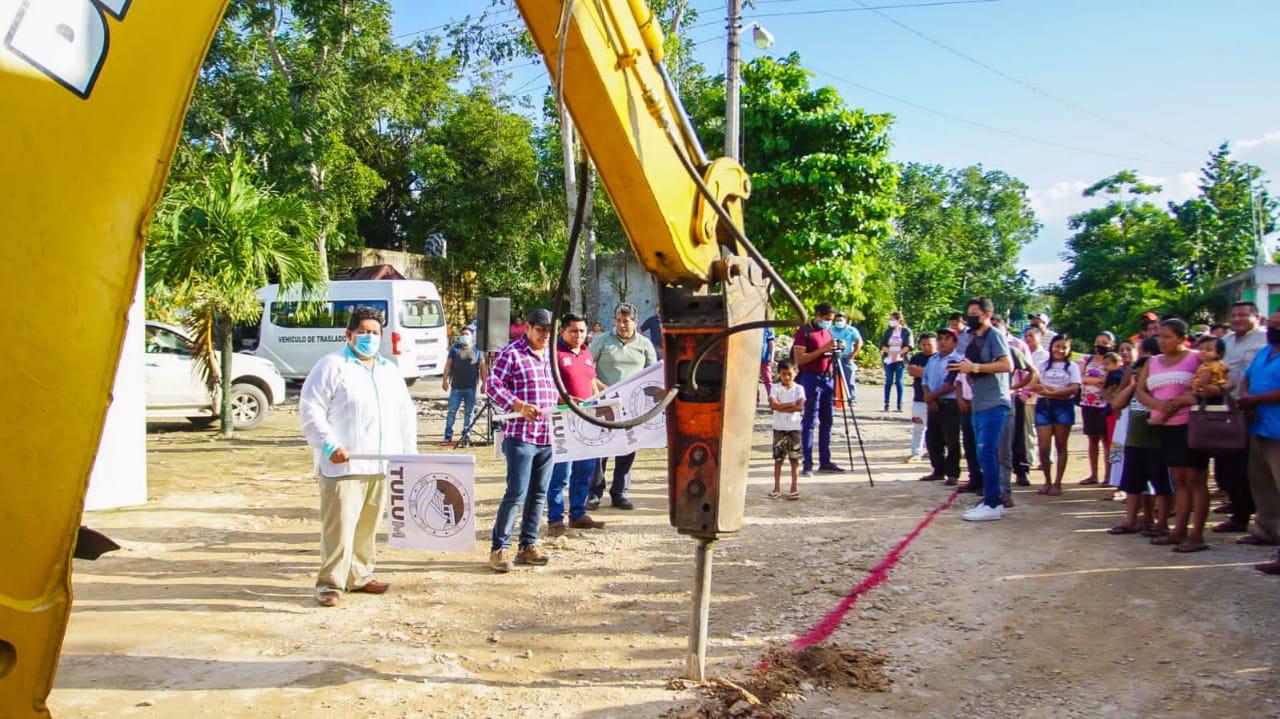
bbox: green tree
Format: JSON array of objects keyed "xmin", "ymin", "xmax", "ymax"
[
  {"xmin": 1055, "ymin": 171, "xmax": 1182, "ymax": 339},
  {"xmin": 888, "ymin": 163, "xmax": 1040, "ymax": 331},
  {"xmin": 1056, "ymin": 147, "xmax": 1278, "ymax": 340},
  {"xmin": 407, "ymin": 80, "xmax": 552, "ymax": 320},
  {"xmin": 689, "ymin": 53, "xmax": 901, "ymax": 325},
  {"xmin": 148, "ymin": 152, "xmax": 324, "ymax": 436},
  {"xmin": 184, "ymin": 0, "xmax": 404, "ymax": 275},
  {"xmin": 1171, "ymin": 143, "xmax": 1279, "ymax": 284}
]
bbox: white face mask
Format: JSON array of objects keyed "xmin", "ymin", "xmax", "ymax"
[{"xmin": 888, "ymin": 320, "xmax": 899, "ymax": 329}]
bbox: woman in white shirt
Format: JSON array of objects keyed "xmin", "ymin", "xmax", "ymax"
[{"xmin": 1031, "ymin": 334, "xmax": 1082, "ymax": 496}]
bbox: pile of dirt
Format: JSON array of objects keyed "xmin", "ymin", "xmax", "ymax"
[{"xmin": 668, "ymin": 645, "xmax": 889, "ymax": 718}]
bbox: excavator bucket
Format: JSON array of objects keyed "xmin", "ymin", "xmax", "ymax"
[{"xmin": 0, "ymin": 2, "xmax": 228, "ymax": 716}]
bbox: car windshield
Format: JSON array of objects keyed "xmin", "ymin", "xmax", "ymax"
[
  {"xmin": 401, "ymin": 299, "xmax": 444, "ymax": 328},
  {"xmin": 146, "ymin": 326, "xmax": 191, "ymax": 355}
]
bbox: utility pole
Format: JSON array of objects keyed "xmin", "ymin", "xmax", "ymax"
[
  {"xmin": 725, "ymin": 0, "xmax": 741, "ymax": 161},
  {"xmin": 560, "ymin": 107, "xmax": 584, "ymax": 314}
]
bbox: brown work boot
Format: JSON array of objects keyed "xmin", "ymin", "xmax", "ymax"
[
  {"xmin": 489, "ymin": 549, "xmax": 513, "ymax": 573},
  {"xmin": 316, "ymin": 590, "xmax": 339, "ymax": 607},
  {"xmin": 515, "ymin": 544, "xmax": 549, "ymax": 566},
  {"xmin": 546, "ymin": 521, "xmax": 568, "ymax": 537},
  {"xmin": 569, "ymin": 515, "xmax": 605, "ymax": 530}
]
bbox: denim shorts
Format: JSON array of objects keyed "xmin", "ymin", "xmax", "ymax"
[{"xmin": 1035, "ymin": 398, "xmax": 1075, "ymax": 427}]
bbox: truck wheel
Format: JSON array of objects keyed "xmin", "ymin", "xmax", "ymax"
[{"xmin": 230, "ymin": 383, "xmax": 269, "ymax": 430}]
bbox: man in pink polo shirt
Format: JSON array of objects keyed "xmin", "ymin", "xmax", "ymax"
[{"xmin": 547, "ymin": 313, "xmax": 607, "ymax": 536}]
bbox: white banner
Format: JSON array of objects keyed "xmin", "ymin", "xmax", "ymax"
[
  {"xmin": 380, "ymin": 453, "xmax": 477, "ymax": 552},
  {"xmin": 550, "ymin": 362, "xmax": 668, "ymax": 462}
]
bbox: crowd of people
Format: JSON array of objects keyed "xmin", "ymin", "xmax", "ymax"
[
  {"xmin": 763, "ymin": 299, "xmax": 1280, "ymax": 574},
  {"xmin": 297, "ymin": 295, "xmax": 1280, "ymax": 605}
]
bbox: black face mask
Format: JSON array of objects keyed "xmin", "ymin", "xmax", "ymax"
[
  {"xmin": 1268, "ymin": 328, "xmax": 1280, "ymax": 346},
  {"xmin": 1095, "ymin": 344, "xmax": 1111, "ymax": 356},
  {"xmin": 965, "ymin": 315, "xmax": 983, "ymax": 330}
]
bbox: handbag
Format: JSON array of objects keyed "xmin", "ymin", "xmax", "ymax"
[{"xmin": 1187, "ymin": 395, "xmax": 1247, "ymax": 453}]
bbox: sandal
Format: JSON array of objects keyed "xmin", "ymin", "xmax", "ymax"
[
  {"xmin": 1211, "ymin": 520, "xmax": 1248, "ymax": 533},
  {"xmin": 1036, "ymin": 485, "xmax": 1051, "ymax": 495},
  {"xmin": 786, "ymin": 491, "xmax": 800, "ymax": 501},
  {"xmin": 766, "ymin": 491, "xmax": 781, "ymax": 500},
  {"xmin": 1047, "ymin": 486, "xmax": 1063, "ymax": 496},
  {"xmin": 1141, "ymin": 526, "xmax": 1169, "ymax": 538},
  {"xmin": 1108, "ymin": 525, "xmax": 1140, "ymax": 535},
  {"xmin": 1173, "ymin": 542, "xmax": 1209, "ymax": 553},
  {"xmin": 1236, "ymin": 535, "xmax": 1278, "ymax": 546},
  {"xmin": 1079, "ymin": 476, "xmax": 1099, "ymax": 486},
  {"xmin": 1151, "ymin": 534, "xmax": 1186, "ymax": 546}
]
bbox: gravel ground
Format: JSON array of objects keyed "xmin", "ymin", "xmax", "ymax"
[{"xmin": 50, "ymin": 386, "xmax": 1280, "ymax": 718}]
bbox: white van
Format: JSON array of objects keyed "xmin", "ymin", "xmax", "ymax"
[{"xmin": 253, "ymin": 280, "xmax": 448, "ymax": 383}]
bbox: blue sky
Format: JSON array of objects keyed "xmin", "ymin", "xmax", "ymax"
[{"xmin": 389, "ymin": 0, "xmax": 1280, "ymax": 286}]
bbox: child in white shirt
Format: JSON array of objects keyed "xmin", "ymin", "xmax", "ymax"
[{"xmin": 769, "ymin": 359, "xmax": 806, "ymax": 499}]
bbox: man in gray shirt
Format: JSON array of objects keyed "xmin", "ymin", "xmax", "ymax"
[
  {"xmin": 1215, "ymin": 301, "xmax": 1268, "ymax": 532},
  {"xmin": 956, "ymin": 297, "xmax": 1013, "ymax": 521}
]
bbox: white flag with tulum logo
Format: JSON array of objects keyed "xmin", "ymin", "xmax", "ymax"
[
  {"xmin": 550, "ymin": 362, "xmax": 668, "ymax": 462},
  {"xmin": 382, "ymin": 453, "xmax": 476, "ymax": 552}
]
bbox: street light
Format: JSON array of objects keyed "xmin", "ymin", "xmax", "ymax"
[
  {"xmin": 725, "ymin": 1, "xmax": 775, "ymax": 160},
  {"xmin": 750, "ymin": 22, "xmax": 774, "ymax": 50}
]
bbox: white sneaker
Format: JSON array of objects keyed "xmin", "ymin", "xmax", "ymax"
[{"xmin": 962, "ymin": 504, "xmax": 1004, "ymax": 522}]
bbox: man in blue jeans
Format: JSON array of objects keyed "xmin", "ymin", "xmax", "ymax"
[
  {"xmin": 792, "ymin": 302, "xmax": 846, "ymax": 477},
  {"xmin": 955, "ymin": 297, "xmax": 1013, "ymax": 522},
  {"xmin": 440, "ymin": 327, "xmax": 487, "ymax": 444},
  {"xmin": 545, "ymin": 313, "xmax": 607, "ymax": 536},
  {"xmin": 485, "ymin": 309, "xmax": 560, "ymax": 572}
]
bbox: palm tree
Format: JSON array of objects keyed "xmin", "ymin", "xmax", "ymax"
[{"xmin": 148, "ymin": 151, "xmax": 324, "ymax": 436}]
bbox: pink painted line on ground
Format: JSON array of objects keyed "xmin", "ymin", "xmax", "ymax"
[{"xmin": 760, "ymin": 490, "xmax": 961, "ymax": 669}]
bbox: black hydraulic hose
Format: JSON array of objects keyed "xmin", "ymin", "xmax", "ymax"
[
  {"xmin": 548, "ymin": 158, "xmax": 678, "ymax": 430},
  {"xmin": 543, "ymin": 36, "xmax": 809, "ymax": 425},
  {"xmin": 648, "ymin": 66, "xmax": 808, "ymax": 391}
]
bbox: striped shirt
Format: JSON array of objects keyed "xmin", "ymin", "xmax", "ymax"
[{"xmin": 487, "ymin": 337, "xmax": 559, "ymax": 446}]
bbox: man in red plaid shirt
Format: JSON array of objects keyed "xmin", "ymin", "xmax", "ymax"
[{"xmin": 486, "ymin": 308, "xmax": 560, "ymax": 572}]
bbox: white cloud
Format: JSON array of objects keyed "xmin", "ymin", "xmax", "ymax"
[{"xmin": 1238, "ymin": 130, "xmax": 1280, "ymax": 150}]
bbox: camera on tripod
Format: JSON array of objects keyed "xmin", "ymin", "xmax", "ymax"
[{"xmin": 830, "ymin": 338, "xmax": 846, "ymax": 356}]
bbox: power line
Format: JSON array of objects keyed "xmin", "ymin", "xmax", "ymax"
[
  {"xmin": 687, "ymin": 0, "xmax": 998, "ymax": 30},
  {"xmin": 849, "ymin": 0, "xmax": 1199, "ymax": 154},
  {"xmin": 804, "ymin": 63, "xmax": 1187, "ymax": 167},
  {"xmin": 393, "ymin": 7, "xmax": 518, "ymax": 41}
]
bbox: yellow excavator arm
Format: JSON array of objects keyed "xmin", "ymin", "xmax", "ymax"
[
  {"xmin": 1, "ymin": 2, "xmax": 797, "ymax": 713},
  {"xmin": 515, "ymin": 0, "xmax": 752, "ymax": 285}
]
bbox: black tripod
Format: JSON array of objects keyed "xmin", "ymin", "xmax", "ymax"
[
  {"xmin": 456, "ymin": 395, "xmax": 495, "ymax": 448},
  {"xmin": 832, "ymin": 357, "xmax": 875, "ymax": 487}
]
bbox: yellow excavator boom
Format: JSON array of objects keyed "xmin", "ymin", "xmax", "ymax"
[
  {"xmin": 514, "ymin": 0, "xmax": 752, "ymax": 285},
  {"xmin": 0, "ymin": 2, "xmax": 229, "ymax": 716}
]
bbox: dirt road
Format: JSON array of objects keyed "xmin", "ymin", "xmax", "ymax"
[{"xmin": 51, "ymin": 396, "xmax": 1280, "ymax": 718}]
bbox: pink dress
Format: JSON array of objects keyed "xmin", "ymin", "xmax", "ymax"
[{"xmin": 1146, "ymin": 350, "xmax": 1199, "ymax": 426}]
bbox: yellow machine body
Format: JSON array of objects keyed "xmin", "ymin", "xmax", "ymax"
[
  {"xmin": 0, "ymin": 2, "xmax": 228, "ymax": 716},
  {"xmin": 2, "ymin": 1, "xmax": 776, "ymax": 712}
]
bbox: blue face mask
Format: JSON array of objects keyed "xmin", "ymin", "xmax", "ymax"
[
  {"xmin": 459, "ymin": 334, "xmax": 473, "ymax": 347},
  {"xmin": 833, "ymin": 321, "xmax": 847, "ymax": 330},
  {"xmin": 817, "ymin": 320, "xmax": 832, "ymax": 330},
  {"xmin": 352, "ymin": 333, "xmax": 381, "ymax": 358}
]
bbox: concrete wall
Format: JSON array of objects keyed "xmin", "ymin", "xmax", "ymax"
[
  {"xmin": 592, "ymin": 251, "xmax": 660, "ymax": 326},
  {"xmin": 335, "ymin": 248, "xmax": 431, "ymax": 280}
]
